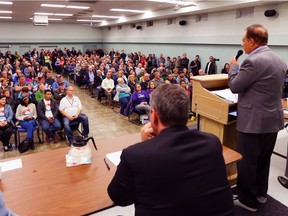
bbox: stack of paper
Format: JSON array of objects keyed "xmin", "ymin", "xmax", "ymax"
[{"xmin": 211, "ymin": 88, "xmax": 238, "ymax": 103}]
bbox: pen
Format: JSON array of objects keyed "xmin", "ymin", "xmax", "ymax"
[{"xmin": 104, "ymin": 158, "xmax": 110, "ymax": 171}]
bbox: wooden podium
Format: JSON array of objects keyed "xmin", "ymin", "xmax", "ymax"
[{"xmin": 192, "ymin": 74, "xmax": 240, "ymax": 181}]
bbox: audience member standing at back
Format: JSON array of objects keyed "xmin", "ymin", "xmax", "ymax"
[
  {"xmin": 205, "ymin": 56, "xmax": 217, "ymax": 74},
  {"xmin": 178, "ymin": 53, "xmax": 189, "ymax": 71},
  {"xmin": 156, "ymin": 53, "xmax": 165, "ymax": 68},
  {"xmin": 189, "ymin": 54, "xmax": 201, "ymax": 76}
]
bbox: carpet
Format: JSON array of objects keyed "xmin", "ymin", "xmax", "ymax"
[{"xmin": 232, "ymin": 187, "xmax": 288, "ymax": 216}]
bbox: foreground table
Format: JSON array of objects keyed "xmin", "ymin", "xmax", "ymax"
[{"xmin": 0, "ymin": 133, "xmax": 241, "ymax": 216}]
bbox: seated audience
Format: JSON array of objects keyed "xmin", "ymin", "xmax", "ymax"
[
  {"xmin": 131, "ymin": 83, "xmax": 150, "ymax": 120},
  {"xmin": 165, "ymin": 74, "xmax": 177, "ymax": 84},
  {"xmin": 152, "ymin": 71, "xmax": 164, "ymax": 88},
  {"xmin": 108, "ymin": 84, "xmax": 234, "ymax": 216},
  {"xmin": 15, "ymin": 96, "xmax": 37, "ymax": 149},
  {"xmin": 116, "ymin": 78, "xmax": 131, "ymax": 116},
  {"xmin": 140, "ymin": 73, "xmax": 150, "ymax": 90},
  {"xmin": 37, "ymin": 89, "xmax": 61, "ymax": 143},
  {"xmin": 146, "ymin": 80, "xmax": 156, "ymax": 100},
  {"xmin": 0, "ymin": 79, "xmax": 13, "ymax": 96},
  {"xmin": 54, "ymin": 82, "xmax": 66, "ymax": 105},
  {"xmin": 59, "ymin": 86, "xmax": 89, "ymax": 145},
  {"xmin": 176, "ymin": 71, "xmax": 189, "ymax": 85},
  {"xmin": 14, "ymin": 75, "xmax": 33, "ymax": 99},
  {"xmin": 221, "ymin": 63, "xmax": 230, "ymax": 74},
  {"xmin": 0, "ymin": 95, "xmax": 14, "ymax": 151},
  {"xmin": 1, "ymin": 89, "xmax": 15, "ymax": 111},
  {"xmin": 101, "ymin": 70, "xmax": 115, "ymax": 107},
  {"xmin": 128, "ymin": 74, "xmax": 137, "ymax": 93},
  {"xmin": 52, "ymin": 74, "xmax": 69, "ymax": 93},
  {"xmin": 94, "ymin": 69, "xmax": 103, "ymax": 99},
  {"xmin": 35, "ymin": 84, "xmax": 45, "ymax": 103},
  {"xmin": 180, "ymin": 80, "xmax": 191, "ymax": 97},
  {"xmin": 45, "ymin": 71, "xmax": 55, "ymax": 89}
]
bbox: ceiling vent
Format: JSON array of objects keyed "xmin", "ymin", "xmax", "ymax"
[{"xmin": 33, "ymin": 15, "xmax": 48, "ymax": 26}]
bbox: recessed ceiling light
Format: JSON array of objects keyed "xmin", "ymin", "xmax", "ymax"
[
  {"xmin": 41, "ymin": 4, "xmax": 90, "ymax": 10},
  {"xmin": 0, "ymin": 1, "xmax": 13, "ymax": 5},
  {"xmin": 148, "ymin": 0, "xmax": 192, "ymax": 6},
  {"xmin": 41, "ymin": 4, "xmax": 66, "ymax": 8},
  {"xmin": 66, "ymin": 6, "xmax": 90, "ymax": 9},
  {"xmin": 34, "ymin": 12, "xmax": 54, "ymax": 16},
  {"xmin": 0, "ymin": 11, "xmax": 12, "ymax": 13},
  {"xmin": 110, "ymin": 8, "xmax": 148, "ymax": 13},
  {"xmin": 92, "ymin": 15, "xmax": 121, "ymax": 19},
  {"xmin": 48, "ymin": 18, "xmax": 62, "ymax": 21},
  {"xmin": 54, "ymin": 13, "xmax": 73, "ymax": 16},
  {"xmin": 77, "ymin": 19, "xmax": 102, "ymax": 22},
  {"xmin": 0, "ymin": 16, "xmax": 12, "ymax": 19}
]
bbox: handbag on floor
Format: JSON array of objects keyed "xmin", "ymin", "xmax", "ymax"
[{"xmin": 18, "ymin": 138, "xmax": 31, "ymax": 153}]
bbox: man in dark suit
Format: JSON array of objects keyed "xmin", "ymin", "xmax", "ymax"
[
  {"xmin": 108, "ymin": 84, "xmax": 234, "ymax": 216},
  {"xmin": 228, "ymin": 24, "xmax": 287, "ymax": 212},
  {"xmin": 205, "ymin": 56, "xmax": 217, "ymax": 74}
]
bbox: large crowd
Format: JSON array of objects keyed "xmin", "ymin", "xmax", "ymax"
[{"xmin": 0, "ymin": 47, "xmax": 227, "ymax": 151}]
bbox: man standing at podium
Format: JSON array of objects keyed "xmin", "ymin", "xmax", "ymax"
[
  {"xmin": 108, "ymin": 84, "xmax": 234, "ymax": 216},
  {"xmin": 228, "ymin": 24, "xmax": 287, "ymax": 212}
]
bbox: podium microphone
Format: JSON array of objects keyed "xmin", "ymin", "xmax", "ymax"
[{"xmin": 235, "ymin": 50, "xmax": 243, "ymax": 60}]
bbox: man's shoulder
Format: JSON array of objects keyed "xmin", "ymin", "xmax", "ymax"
[{"xmin": 125, "ymin": 129, "xmax": 221, "ymax": 154}]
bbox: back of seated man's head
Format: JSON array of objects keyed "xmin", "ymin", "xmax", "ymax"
[{"xmin": 150, "ymin": 84, "xmax": 189, "ymax": 126}]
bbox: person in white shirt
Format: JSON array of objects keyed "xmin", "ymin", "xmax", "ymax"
[
  {"xmin": 101, "ymin": 70, "xmax": 115, "ymax": 107},
  {"xmin": 59, "ymin": 86, "xmax": 89, "ymax": 145}
]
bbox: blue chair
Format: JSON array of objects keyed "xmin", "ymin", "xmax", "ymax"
[{"xmin": 15, "ymin": 124, "xmax": 43, "ymax": 148}]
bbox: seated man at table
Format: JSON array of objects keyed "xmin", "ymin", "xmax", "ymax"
[
  {"xmin": 108, "ymin": 84, "xmax": 234, "ymax": 216},
  {"xmin": 59, "ymin": 86, "xmax": 89, "ymax": 145}
]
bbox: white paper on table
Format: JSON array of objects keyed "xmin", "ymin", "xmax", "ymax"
[
  {"xmin": 106, "ymin": 151, "xmax": 122, "ymax": 166},
  {"xmin": 0, "ymin": 158, "xmax": 23, "ymax": 172},
  {"xmin": 211, "ymin": 88, "xmax": 238, "ymax": 103}
]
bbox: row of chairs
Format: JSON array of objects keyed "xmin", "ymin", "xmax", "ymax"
[{"xmin": 10, "ymin": 120, "xmax": 83, "ymax": 150}]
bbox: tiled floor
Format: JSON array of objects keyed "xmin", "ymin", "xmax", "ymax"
[{"xmin": 1, "ymin": 82, "xmax": 145, "ymax": 160}]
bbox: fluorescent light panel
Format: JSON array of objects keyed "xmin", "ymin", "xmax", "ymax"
[
  {"xmin": 0, "ymin": 10, "xmax": 12, "ymax": 13},
  {"xmin": 110, "ymin": 8, "xmax": 148, "ymax": 13},
  {"xmin": 48, "ymin": 18, "xmax": 62, "ymax": 21},
  {"xmin": 77, "ymin": 19, "xmax": 102, "ymax": 22},
  {"xmin": 54, "ymin": 13, "xmax": 73, "ymax": 16},
  {"xmin": 34, "ymin": 12, "xmax": 72, "ymax": 16},
  {"xmin": 66, "ymin": 5, "xmax": 90, "ymax": 9},
  {"xmin": 34, "ymin": 12, "xmax": 53, "ymax": 16},
  {"xmin": 0, "ymin": 16, "xmax": 12, "ymax": 19},
  {"xmin": 0, "ymin": 1, "xmax": 13, "ymax": 5},
  {"xmin": 148, "ymin": 0, "xmax": 191, "ymax": 6},
  {"xmin": 41, "ymin": 4, "xmax": 65, "ymax": 8},
  {"xmin": 41, "ymin": 4, "xmax": 90, "ymax": 10}
]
